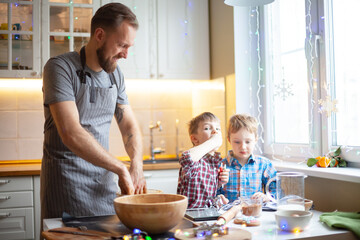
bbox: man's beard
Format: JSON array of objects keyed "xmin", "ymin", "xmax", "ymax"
[{"xmin": 96, "ymin": 43, "xmax": 117, "ymax": 73}]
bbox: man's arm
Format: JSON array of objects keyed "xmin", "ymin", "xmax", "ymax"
[
  {"xmin": 115, "ymin": 104, "xmax": 146, "ymax": 194},
  {"xmin": 49, "ymin": 101, "xmax": 135, "ymax": 194}
]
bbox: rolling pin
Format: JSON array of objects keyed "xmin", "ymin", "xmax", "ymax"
[{"xmin": 216, "ymin": 204, "xmax": 242, "ymax": 225}]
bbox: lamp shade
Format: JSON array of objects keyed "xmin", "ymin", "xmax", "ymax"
[{"xmin": 224, "ymin": 0, "xmax": 274, "ymax": 6}]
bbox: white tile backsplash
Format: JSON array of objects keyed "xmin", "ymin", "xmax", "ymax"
[
  {"xmin": 18, "ymin": 89, "xmax": 43, "ymax": 110},
  {"xmin": 0, "ymin": 88, "xmax": 17, "ymax": 110},
  {"xmin": 0, "ymin": 111, "xmax": 17, "ymax": 138},
  {"xmin": 18, "ymin": 139, "xmax": 43, "ymax": 160},
  {"xmin": 18, "ymin": 111, "xmax": 44, "ymax": 138},
  {"xmin": 0, "ymin": 139, "xmax": 18, "ymax": 160},
  {"xmin": 0, "ymin": 79, "xmax": 225, "ymax": 161}
]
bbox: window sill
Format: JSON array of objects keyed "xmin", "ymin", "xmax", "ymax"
[{"xmin": 272, "ymin": 161, "xmax": 360, "ymax": 184}]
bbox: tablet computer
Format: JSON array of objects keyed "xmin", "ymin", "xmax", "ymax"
[{"xmin": 185, "ymin": 208, "xmax": 221, "ymax": 221}]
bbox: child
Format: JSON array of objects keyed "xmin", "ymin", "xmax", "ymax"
[
  {"xmin": 217, "ymin": 114, "xmax": 276, "ymax": 202},
  {"xmin": 177, "ymin": 112, "xmax": 230, "ymax": 208}
]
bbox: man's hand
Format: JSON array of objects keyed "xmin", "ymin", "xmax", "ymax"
[
  {"xmin": 118, "ymin": 165, "xmax": 135, "ymax": 195},
  {"xmin": 130, "ymin": 165, "xmax": 147, "ymax": 194}
]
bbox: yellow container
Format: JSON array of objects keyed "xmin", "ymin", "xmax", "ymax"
[{"xmin": 0, "ymin": 23, "xmax": 8, "ymax": 40}]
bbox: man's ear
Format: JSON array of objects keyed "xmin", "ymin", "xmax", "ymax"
[
  {"xmin": 94, "ymin": 28, "xmax": 105, "ymax": 43},
  {"xmin": 190, "ymin": 134, "xmax": 199, "ymax": 145}
]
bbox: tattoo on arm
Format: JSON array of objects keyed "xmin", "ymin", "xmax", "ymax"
[
  {"xmin": 115, "ymin": 106, "xmax": 124, "ymax": 123},
  {"xmin": 125, "ymin": 133, "xmax": 133, "ymax": 148}
]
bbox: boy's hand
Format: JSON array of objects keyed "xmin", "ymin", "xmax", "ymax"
[
  {"xmin": 218, "ymin": 165, "xmax": 230, "ymax": 186},
  {"xmin": 251, "ymin": 192, "xmax": 270, "ymax": 202}
]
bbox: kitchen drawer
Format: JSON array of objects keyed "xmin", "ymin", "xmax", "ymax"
[
  {"xmin": 0, "ymin": 176, "xmax": 33, "ymax": 192},
  {"xmin": 0, "ymin": 207, "xmax": 34, "ymax": 240},
  {"xmin": 0, "ymin": 191, "xmax": 33, "ymax": 209}
]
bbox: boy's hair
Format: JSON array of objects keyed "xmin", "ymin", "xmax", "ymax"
[
  {"xmin": 91, "ymin": 3, "xmax": 138, "ymax": 36},
  {"xmin": 188, "ymin": 112, "xmax": 220, "ymax": 135},
  {"xmin": 227, "ymin": 114, "xmax": 258, "ymax": 139}
]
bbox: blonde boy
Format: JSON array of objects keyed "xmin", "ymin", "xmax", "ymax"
[
  {"xmin": 177, "ymin": 112, "xmax": 229, "ymax": 208},
  {"xmin": 217, "ymin": 114, "xmax": 276, "ymax": 202}
]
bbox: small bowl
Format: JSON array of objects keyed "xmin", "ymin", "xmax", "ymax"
[
  {"xmin": 287, "ymin": 198, "xmax": 314, "ymax": 211},
  {"xmin": 116, "ymin": 189, "xmax": 163, "ymax": 197},
  {"xmin": 275, "ymin": 210, "xmax": 313, "ymax": 231},
  {"xmin": 114, "ymin": 194, "xmax": 188, "ymax": 234}
]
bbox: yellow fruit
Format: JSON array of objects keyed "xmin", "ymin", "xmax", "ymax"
[{"xmin": 317, "ymin": 156, "xmax": 331, "ymax": 168}]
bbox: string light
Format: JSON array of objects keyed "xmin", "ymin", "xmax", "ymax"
[{"xmin": 306, "ymin": 0, "xmax": 316, "ymax": 155}]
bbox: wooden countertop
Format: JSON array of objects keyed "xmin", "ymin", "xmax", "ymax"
[{"xmin": 0, "ymin": 159, "xmax": 179, "ymax": 177}]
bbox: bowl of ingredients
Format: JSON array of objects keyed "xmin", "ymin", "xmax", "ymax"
[
  {"xmin": 114, "ymin": 194, "xmax": 188, "ymax": 234},
  {"xmin": 116, "ymin": 189, "xmax": 163, "ymax": 197},
  {"xmin": 275, "ymin": 210, "xmax": 313, "ymax": 231},
  {"xmin": 241, "ymin": 197, "xmax": 263, "ymax": 217}
]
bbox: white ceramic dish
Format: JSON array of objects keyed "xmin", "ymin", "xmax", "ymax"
[{"xmin": 275, "ymin": 210, "xmax": 313, "ymax": 232}]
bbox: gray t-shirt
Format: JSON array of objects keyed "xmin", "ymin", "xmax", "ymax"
[{"xmin": 43, "ymin": 51, "xmax": 129, "ymax": 132}]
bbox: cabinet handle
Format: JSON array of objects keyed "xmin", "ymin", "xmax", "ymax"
[
  {"xmin": 159, "ymin": 74, "xmax": 164, "ymax": 78},
  {"xmin": 0, "ymin": 196, "xmax": 11, "ymax": 200},
  {"xmin": 0, "ymin": 180, "xmax": 11, "ymax": 184},
  {"xmin": 150, "ymin": 73, "xmax": 155, "ymax": 78},
  {"xmin": 0, "ymin": 212, "xmax": 11, "ymax": 218}
]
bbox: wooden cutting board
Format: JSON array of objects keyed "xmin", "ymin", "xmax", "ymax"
[
  {"xmin": 174, "ymin": 227, "xmax": 252, "ymax": 240},
  {"xmin": 42, "ymin": 227, "xmax": 113, "ymax": 240}
]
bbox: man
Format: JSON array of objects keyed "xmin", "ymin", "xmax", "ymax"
[{"xmin": 41, "ymin": 3, "xmax": 146, "ymax": 221}]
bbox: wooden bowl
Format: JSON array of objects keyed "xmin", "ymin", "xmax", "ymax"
[
  {"xmin": 114, "ymin": 194, "xmax": 188, "ymax": 234},
  {"xmin": 116, "ymin": 189, "xmax": 163, "ymax": 197}
]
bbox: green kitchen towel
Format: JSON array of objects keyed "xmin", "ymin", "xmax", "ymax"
[{"xmin": 320, "ymin": 211, "xmax": 360, "ymax": 238}]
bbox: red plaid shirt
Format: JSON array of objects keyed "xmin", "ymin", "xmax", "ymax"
[{"xmin": 177, "ymin": 150, "xmax": 221, "ymax": 208}]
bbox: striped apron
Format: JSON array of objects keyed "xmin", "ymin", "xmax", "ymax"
[{"xmin": 41, "ymin": 48, "xmax": 118, "ymax": 220}]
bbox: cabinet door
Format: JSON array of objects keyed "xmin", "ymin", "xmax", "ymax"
[
  {"xmin": 41, "ymin": 0, "xmax": 100, "ymax": 72},
  {"xmin": 157, "ymin": 0, "xmax": 210, "ymax": 79},
  {"xmin": 103, "ymin": 0, "xmax": 154, "ymax": 79},
  {"xmin": 0, "ymin": 208, "xmax": 34, "ymax": 240},
  {"xmin": 0, "ymin": 1, "xmax": 41, "ymax": 78}
]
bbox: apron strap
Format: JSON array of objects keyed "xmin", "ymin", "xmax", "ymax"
[
  {"xmin": 76, "ymin": 46, "xmax": 117, "ymax": 103},
  {"xmin": 77, "ymin": 46, "xmax": 96, "ymax": 103}
]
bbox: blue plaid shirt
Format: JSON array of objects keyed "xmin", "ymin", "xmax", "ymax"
[{"xmin": 217, "ymin": 150, "xmax": 277, "ymax": 202}]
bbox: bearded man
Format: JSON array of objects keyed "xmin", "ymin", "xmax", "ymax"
[{"xmin": 41, "ymin": 3, "xmax": 146, "ymax": 224}]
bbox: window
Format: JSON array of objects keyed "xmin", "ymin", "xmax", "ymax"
[{"xmin": 263, "ymin": 0, "xmax": 360, "ymax": 165}]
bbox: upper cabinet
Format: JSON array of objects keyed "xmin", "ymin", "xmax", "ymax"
[
  {"xmin": 105, "ymin": 0, "xmax": 210, "ymax": 80},
  {"xmin": 0, "ymin": 0, "xmax": 209, "ymax": 80},
  {"xmin": 41, "ymin": 0, "xmax": 100, "ymax": 72},
  {"xmin": 0, "ymin": 1, "xmax": 41, "ymax": 78}
]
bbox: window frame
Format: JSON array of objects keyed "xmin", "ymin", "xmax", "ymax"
[{"xmin": 261, "ymin": 0, "xmax": 360, "ymax": 166}]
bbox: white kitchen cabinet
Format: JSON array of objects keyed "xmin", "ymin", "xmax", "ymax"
[
  {"xmin": 41, "ymin": 0, "xmax": 100, "ymax": 71},
  {"xmin": 0, "ymin": 176, "xmax": 35, "ymax": 240},
  {"xmin": 0, "ymin": 1, "xmax": 41, "ymax": 78},
  {"xmin": 105, "ymin": 0, "xmax": 210, "ymax": 80},
  {"xmin": 144, "ymin": 169, "xmax": 179, "ymax": 194}
]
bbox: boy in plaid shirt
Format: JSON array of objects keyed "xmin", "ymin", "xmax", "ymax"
[
  {"xmin": 217, "ymin": 114, "xmax": 277, "ymax": 202},
  {"xmin": 177, "ymin": 112, "xmax": 229, "ymax": 208}
]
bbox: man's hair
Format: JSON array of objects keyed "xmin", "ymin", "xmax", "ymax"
[
  {"xmin": 188, "ymin": 112, "xmax": 220, "ymax": 135},
  {"xmin": 91, "ymin": 3, "xmax": 138, "ymax": 36},
  {"xmin": 227, "ymin": 114, "xmax": 258, "ymax": 139}
]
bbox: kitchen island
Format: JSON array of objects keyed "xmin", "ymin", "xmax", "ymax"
[{"xmin": 42, "ymin": 210, "xmax": 357, "ymax": 240}]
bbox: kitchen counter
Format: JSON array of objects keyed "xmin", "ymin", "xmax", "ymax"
[
  {"xmin": 0, "ymin": 159, "xmax": 180, "ymax": 177},
  {"xmin": 42, "ymin": 210, "xmax": 357, "ymax": 240}
]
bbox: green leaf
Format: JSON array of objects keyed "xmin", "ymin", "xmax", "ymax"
[
  {"xmin": 307, "ymin": 158, "xmax": 318, "ymax": 167},
  {"xmin": 333, "ymin": 146, "xmax": 342, "ymax": 157},
  {"xmin": 338, "ymin": 160, "xmax": 347, "ymax": 167},
  {"xmin": 329, "ymin": 158, "xmax": 337, "ymax": 167}
]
